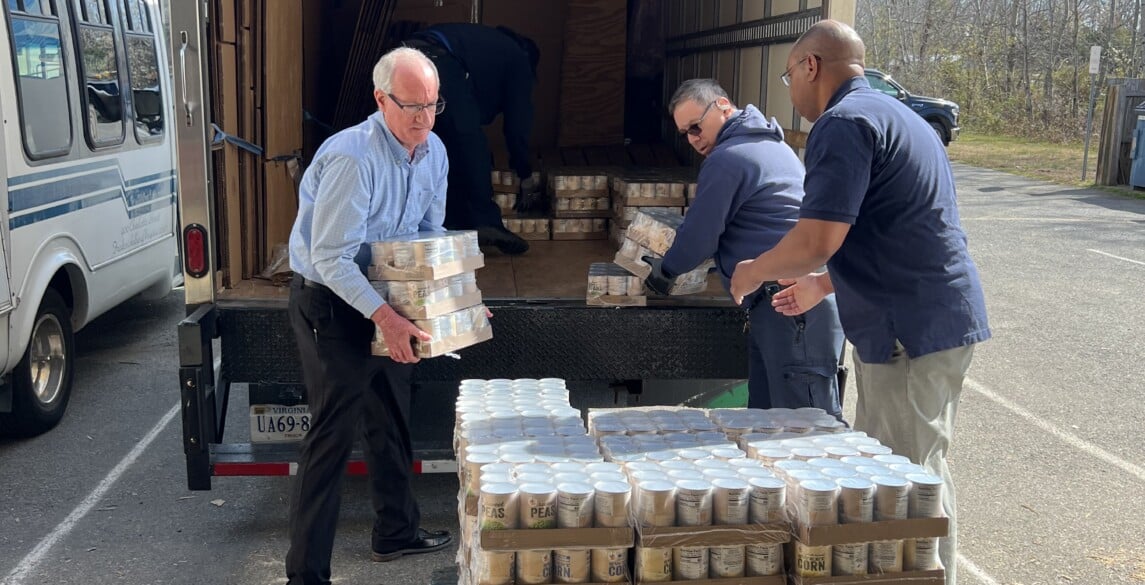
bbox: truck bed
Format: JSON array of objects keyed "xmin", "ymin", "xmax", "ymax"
[{"xmin": 215, "ymin": 239, "xmax": 727, "ymax": 303}]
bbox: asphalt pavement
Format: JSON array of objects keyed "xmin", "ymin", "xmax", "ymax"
[{"xmin": 0, "ymin": 163, "xmax": 1142, "ymax": 585}]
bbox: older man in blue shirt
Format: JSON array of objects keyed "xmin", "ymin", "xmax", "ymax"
[
  {"xmin": 731, "ymin": 21, "xmax": 990, "ymax": 585},
  {"xmin": 285, "ymin": 47, "xmax": 452, "ymax": 585}
]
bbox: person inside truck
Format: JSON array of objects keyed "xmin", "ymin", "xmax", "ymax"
[
  {"xmin": 643, "ymin": 78, "xmax": 846, "ymax": 419},
  {"xmin": 404, "ymin": 23, "xmax": 541, "ymax": 256},
  {"xmin": 284, "ymin": 47, "xmax": 453, "ymax": 585},
  {"xmin": 729, "ymin": 20, "xmax": 991, "ymax": 585}
]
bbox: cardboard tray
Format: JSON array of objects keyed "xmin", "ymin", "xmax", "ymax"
[
  {"xmin": 613, "ymin": 251, "xmax": 651, "ymax": 279},
  {"xmin": 555, "ymin": 209, "xmax": 614, "ymax": 219},
  {"xmin": 389, "ymin": 290, "xmax": 483, "ymax": 320},
  {"xmin": 789, "ymin": 569, "xmax": 945, "ymax": 585},
  {"xmin": 479, "ymin": 526, "xmax": 634, "ymax": 551},
  {"xmin": 617, "ymin": 195, "xmax": 687, "ymax": 207},
  {"xmin": 794, "ymin": 517, "xmax": 949, "ymax": 547},
  {"xmin": 368, "ymin": 254, "xmax": 485, "ymax": 281},
  {"xmin": 635, "ymin": 523, "xmax": 791, "ymax": 548},
  {"xmin": 372, "ymin": 325, "xmax": 493, "ymax": 359}
]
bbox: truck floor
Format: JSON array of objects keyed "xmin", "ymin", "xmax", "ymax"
[{"xmin": 215, "ymin": 239, "xmax": 727, "ymax": 302}]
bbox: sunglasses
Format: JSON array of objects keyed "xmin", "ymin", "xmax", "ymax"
[{"xmin": 679, "ymin": 100, "xmax": 718, "ymax": 137}]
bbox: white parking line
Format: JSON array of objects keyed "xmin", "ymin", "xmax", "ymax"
[
  {"xmin": 1087, "ymin": 248, "xmax": 1145, "ymax": 266},
  {"xmin": 1, "ymin": 403, "xmax": 179, "ymax": 585},
  {"xmin": 965, "ymin": 377, "xmax": 1145, "ymax": 483},
  {"xmin": 960, "ymin": 553, "xmax": 1002, "ymax": 585}
]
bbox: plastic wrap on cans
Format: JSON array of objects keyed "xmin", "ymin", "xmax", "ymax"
[
  {"xmin": 371, "ymin": 271, "xmax": 481, "ymax": 319},
  {"xmin": 625, "ymin": 208, "xmax": 684, "ymax": 256},
  {"xmin": 367, "ymin": 230, "xmax": 482, "ymax": 280},
  {"xmin": 586, "ymin": 263, "xmax": 646, "ymax": 306},
  {"xmin": 371, "ymin": 304, "xmax": 492, "ymax": 358}
]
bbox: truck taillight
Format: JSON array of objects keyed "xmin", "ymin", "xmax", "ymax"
[{"xmin": 183, "ymin": 224, "xmax": 209, "ymax": 278}]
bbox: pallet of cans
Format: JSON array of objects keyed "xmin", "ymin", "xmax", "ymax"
[
  {"xmin": 707, "ymin": 409, "xmax": 948, "ymax": 584},
  {"xmin": 610, "ymin": 169, "xmax": 691, "ymax": 208},
  {"xmin": 367, "ymin": 230, "xmax": 484, "ymax": 281},
  {"xmin": 455, "ymin": 379, "xmax": 636, "ymax": 585},
  {"xmin": 553, "ymin": 218, "xmax": 609, "ymax": 241},
  {"xmin": 587, "ymin": 407, "xmax": 790, "ymax": 584},
  {"xmin": 367, "ymin": 231, "xmax": 491, "ymax": 358},
  {"xmin": 613, "ymin": 237, "xmax": 711, "ymax": 295},
  {"xmin": 493, "ymin": 170, "xmax": 540, "ymax": 194},
  {"xmin": 506, "ymin": 218, "xmax": 553, "ymax": 241},
  {"xmin": 549, "ymin": 167, "xmax": 612, "ymax": 221},
  {"xmin": 587, "ymin": 262, "xmax": 646, "ymax": 307}
]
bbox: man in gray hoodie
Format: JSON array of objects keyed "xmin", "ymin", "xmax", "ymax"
[{"xmin": 645, "ymin": 79, "xmax": 845, "ymax": 416}]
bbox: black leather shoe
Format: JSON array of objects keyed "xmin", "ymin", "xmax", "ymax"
[
  {"xmin": 370, "ymin": 528, "xmax": 453, "ymax": 562},
  {"xmin": 477, "ymin": 225, "xmax": 529, "ymax": 255}
]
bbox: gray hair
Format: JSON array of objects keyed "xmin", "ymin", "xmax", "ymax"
[
  {"xmin": 668, "ymin": 79, "xmax": 732, "ymax": 114},
  {"xmin": 372, "ymin": 47, "xmax": 439, "ymax": 93}
]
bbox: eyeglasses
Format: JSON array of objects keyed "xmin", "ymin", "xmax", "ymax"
[
  {"xmin": 780, "ymin": 54, "xmax": 821, "ymax": 87},
  {"xmin": 679, "ymin": 100, "xmax": 718, "ymax": 137},
  {"xmin": 387, "ymin": 93, "xmax": 446, "ymax": 116}
]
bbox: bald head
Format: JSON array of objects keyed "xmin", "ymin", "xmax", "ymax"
[
  {"xmin": 793, "ymin": 19, "xmax": 866, "ymax": 72},
  {"xmin": 784, "ymin": 20, "xmax": 867, "ymax": 123}
]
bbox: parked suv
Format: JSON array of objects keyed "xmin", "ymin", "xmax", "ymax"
[{"xmin": 864, "ymin": 68, "xmax": 960, "ymax": 145}]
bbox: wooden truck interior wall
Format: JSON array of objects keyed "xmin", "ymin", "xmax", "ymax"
[{"xmin": 207, "ymin": 0, "xmax": 854, "ymax": 301}]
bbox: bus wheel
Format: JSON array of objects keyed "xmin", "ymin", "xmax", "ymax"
[{"xmin": 0, "ymin": 290, "xmax": 75, "ymax": 437}]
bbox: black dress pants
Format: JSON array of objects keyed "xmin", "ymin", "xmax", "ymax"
[{"xmin": 285, "ymin": 276, "xmax": 419, "ymax": 585}]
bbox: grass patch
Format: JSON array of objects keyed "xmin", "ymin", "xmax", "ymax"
[{"xmin": 947, "ymin": 132, "xmax": 1145, "ymax": 199}]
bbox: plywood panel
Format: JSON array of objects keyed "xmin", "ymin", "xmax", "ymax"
[
  {"xmin": 264, "ymin": 0, "xmax": 303, "ymax": 157},
  {"xmin": 217, "ymin": 42, "xmax": 243, "ymax": 284},
  {"xmin": 696, "ymin": 52, "xmax": 715, "ymax": 78},
  {"xmin": 737, "ymin": 46, "xmax": 763, "ymax": 109},
  {"xmin": 264, "ymin": 0, "xmax": 303, "ymax": 261},
  {"xmin": 216, "ymin": 0, "xmax": 237, "ymax": 43},
  {"xmin": 481, "ymin": 0, "xmax": 569, "ymax": 151},
  {"xmin": 558, "ymin": 0, "xmax": 626, "ymax": 146}
]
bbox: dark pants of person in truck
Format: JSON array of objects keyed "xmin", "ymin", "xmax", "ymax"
[
  {"xmin": 746, "ymin": 286, "xmax": 845, "ymax": 417},
  {"xmin": 418, "ymin": 45, "xmax": 505, "ymax": 231},
  {"xmin": 285, "ymin": 277, "xmax": 419, "ymax": 584}
]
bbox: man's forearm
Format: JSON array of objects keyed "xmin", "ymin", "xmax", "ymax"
[{"xmin": 747, "ymin": 225, "xmax": 834, "ymax": 283}]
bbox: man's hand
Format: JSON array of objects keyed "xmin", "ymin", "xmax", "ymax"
[
  {"xmin": 730, "ymin": 259, "xmax": 764, "ymax": 305},
  {"xmin": 771, "ymin": 273, "xmax": 830, "ymax": 316},
  {"xmin": 371, "ymin": 304, "xmax": 432, "ymax": 364},
  {"xmin": 642, "ymin": 256, "xmax": 675, "ymax": 295},
  {"xmin": 514, "ymin": 175, "xmax": 544, "ymax": 213}
]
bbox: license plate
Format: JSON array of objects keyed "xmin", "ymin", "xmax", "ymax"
[{"xmin": 250, "ymin": 404, "xmax": 311, "ymax": 443}]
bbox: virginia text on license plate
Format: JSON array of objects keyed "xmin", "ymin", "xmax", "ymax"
[{"xmin": 250, "ymin": 404, "xmax": 311, "ymax": 442}]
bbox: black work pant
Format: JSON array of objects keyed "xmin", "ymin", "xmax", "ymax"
[
  {"xmin": 285, "ymin": 276, "xmax": 419, "ymax": 585},
  {"xmin": 425, "ymin": 48, "xmax": 505, "ymax": 230}
]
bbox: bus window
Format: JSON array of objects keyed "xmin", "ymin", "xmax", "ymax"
[
  {"xmin": 5, "ymin": 0, "xmax": 73, "ymax": 159},
  {"xmin": 74, "ymin": 0, "xmax": 125, "ymax": 148},
  {"xmin": 120, "ymin": 0, "xmax": 162, "ymax": 141}
]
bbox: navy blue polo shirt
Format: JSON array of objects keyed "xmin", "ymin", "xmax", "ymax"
[{"xmin": 799, "ymin": 76, "xmax": 991, "ymax": 363}]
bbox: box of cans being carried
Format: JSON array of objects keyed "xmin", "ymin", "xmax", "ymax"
[
  {"xmin": 366, "ymin": 231, "xmax": 491, "ymax": 358},
  {"xmin": 613, "ymin": 237, "xmax": 711, "ymax": 296},
  {"xmin": 367, "ymin": 230, "xmax": 484, "ymax": 281}
]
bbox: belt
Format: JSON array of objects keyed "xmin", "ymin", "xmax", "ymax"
[
  {"xmin": 291, "ymin": 273, "xmax": 331, "ymax": 292},
  {"xmin": 746, "ymin": 281, "xmax": 781, "ymax": 312}
]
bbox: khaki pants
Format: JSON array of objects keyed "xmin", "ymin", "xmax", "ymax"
[{"xmin": 854, "ymin": 342, "xmax": 975, "ymax": 585}]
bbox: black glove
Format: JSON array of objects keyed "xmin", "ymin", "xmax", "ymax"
[
  {"xmin": 642, "ymin": 255, "xmax": 676, "ymax": 296},
  {"xmin": 513, "ymin": 175, "xmax": 544, "ymax": 213}
]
